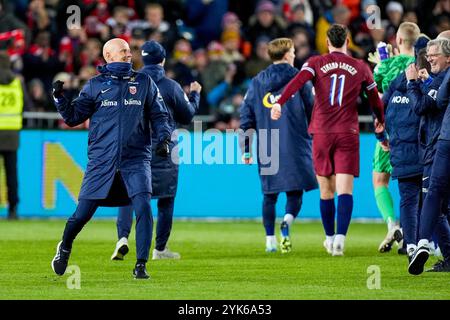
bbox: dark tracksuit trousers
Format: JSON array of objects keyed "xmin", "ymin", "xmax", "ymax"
[
  {"xmin": 398, "ymin": 175, "xmax": 422, "ymax": 247},
  {"xmin": 117, "ymin": 197, "xmax": 174, "ymax": 251},
  {"xmin": 62, "ymin": 181, "xmax": 153, "ymax": 261},
  {"xmin": 0, "ymin": 151, "xmax": 18, "ymax": 212},
  {"xmin": 420, "ymin": 139, "xmax": 450, "ymax": 260},
  {"xmin": 263, "ymin": 190, "xmax": 303, "ymax": 236}
]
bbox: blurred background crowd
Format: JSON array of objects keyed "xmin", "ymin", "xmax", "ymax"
[{"xmin": 0, "ymin": 0, "xmax": 449, "ymax": 130}]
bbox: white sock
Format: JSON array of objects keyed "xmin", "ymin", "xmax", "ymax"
[
  {"xmin": 387, "ymin": 218, "xmax": 396, "ymax": 232},
  {"xmin": 326, "ymin": 235, "xmax": 335, "ymax": 244},
  {"xmin": 283, "ymin": 213, "xmax": 295, "ymax": 226},
  {"xmin": 334, "ymin": 234, "xmax": 346, "ymax": 246},
  {"xmin": 266, "ymin": 235, "xmax": 276, "ymax": 246}
]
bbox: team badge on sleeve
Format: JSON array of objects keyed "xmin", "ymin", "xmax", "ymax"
[{"xmin": 129, "ymin": 86, "xmax": 137, "ymax": 95}]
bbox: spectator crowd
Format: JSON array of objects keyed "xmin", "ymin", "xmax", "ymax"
[{"xmin": 0, "ymin": 0, "xmax": 449, "ymax": 129}]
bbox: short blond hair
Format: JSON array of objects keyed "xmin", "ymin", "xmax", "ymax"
[
  {"xmin": 268, "ymin": 38, "xmax": 293, "ymax": 62},
  {"xmin": 397, "ymin": 22, "xmax": 420, "ymax": 47}
]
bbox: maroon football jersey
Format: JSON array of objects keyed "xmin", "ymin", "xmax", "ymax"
[{"xmin": 278, "ymin": 51, "xmax": 383, "ymax": 134}]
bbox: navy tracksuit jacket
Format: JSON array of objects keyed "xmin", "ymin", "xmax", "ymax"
[
  {"xmin": 116, "ymin": 64, "xmax": 200, "ymax": 249},
  {"xmin": 54, "ymin": 62, "xmax": 171, "ymax": 261},
  {"xmin": 240, "ymin": 63, "xmax": 317, "ymax": 194},
  {"xmin": 408, "ymin": 69, "xmax": 447, "ymax": 169},
  {"xmin": 419, "ymin": 67, "xmax": 450, "ymax": 259},
  {"xmin": 384, "ymin": 73, "xmax": 422, "ymax": 180},
  {"xmin": 54, "ymin": 64, "xmax": 171, "ymax": 206},
  {"xmin": 141, "ymin": 64, "xmax": 200, "ymax": 198},
  {"xmin": 384, "ymin": 72, "xmax": 422, "ymax": 246},
  {"xmin": 438, "ymin": 68, "xmax": 450, "ymax": 141}
]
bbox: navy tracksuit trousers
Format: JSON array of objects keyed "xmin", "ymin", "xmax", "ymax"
[
  {"xmin": 262, "ymin": 190, "xmax": 303, "ymax": 236},
  {"xmin": 420, "ymin": 139, "xmax": 450, "ymax": 260},
  {"xmin": 398, "ymin": 175, "xmax": 422, "ymax": 247},
  {"xmin": 62, "ymin": 192, "xmax": 153, "ymax": 261},
  {"xmin": 117, "ymin": 197, "xmax": 175, "ymax": 251}
]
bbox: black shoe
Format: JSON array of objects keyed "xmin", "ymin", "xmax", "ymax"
[
  {"xmin": 133, "ymin": 263, "xmax": 150, "ymax": 279},
  {"xmin": 393, "ymin": 228, "xmax": 403, "ymax": 242},
  {"xmin": 398, "ymin": 247, "xmax": 407, "ymax": 255},
  {"xmin": 408, "ymin": 246, "xmax": 430, "ymax": 275},
  {"xmin": 378, "ymin": 227, "xmax": 402, "ymax": 253},
  {"xmin": 426, "ymin": 259, "xmax": 450, "ymax": 272},
  {"xmin": 51, "ymin": 241, "xmax": 71, "ymax": 276}
]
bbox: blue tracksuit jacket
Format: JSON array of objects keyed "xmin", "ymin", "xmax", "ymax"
[
  {"xmin": 240, "ymin": 63, "xmax": 318, "ymax": 194},
  {"xmin": 141, "ymin": 64, "xmax": 200, "ymax": 198},
  {"xmin": 384, "ymin": 73, "xmax": 422, "ymax": 179},
  {"xmin": 408, "ymin": 69, "xmax": 447, "ymax": 166},
  {"xmin": 438, "ymin": 68, "xmax": 450, "ymax": 141},
  {"xmin": 54, "ymin": 64, "xmax": 171, "ymax": 205}
]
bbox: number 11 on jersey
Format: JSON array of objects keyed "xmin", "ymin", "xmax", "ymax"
[{"xmin": 330, "ymin": 74, "xmax": 346, "ymax": 107}]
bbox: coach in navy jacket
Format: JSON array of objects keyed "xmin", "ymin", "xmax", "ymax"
[
  {"xmin": 412, "ymin": 66, "xmax": 450, "ymax": 273},
  {"xmin": 438, "ymin": 68, "xmax": 450, "ymax": 141},
  {"xmin": 407, "ymin": 38, "xmax": 450, "ymax": 275},
  {"xmin": 408, "ymin": 68, "xmax": 447, "ymax": 169},
  {"xmin": 114, "ymin": 40, "xmax": 201, "ymax": 261},
  {"xmin": 51, "ymin": 38, "xmax": 171, "ymax": 279},
  {"xmin": 240, "ymin": 38, "xmax": 317, "ymax": 253},
  {"xmin": 55, "ymin": 58, "xmax": 170, "ymax": 204}
]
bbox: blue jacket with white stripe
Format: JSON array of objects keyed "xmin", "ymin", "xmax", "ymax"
[{"xmin": 54, "ymin": 63, "xmax": 171, "ymax": 205}]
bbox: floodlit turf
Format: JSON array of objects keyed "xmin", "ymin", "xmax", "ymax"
[{"xmin": 0, "ymin": 220, "xmax": 448, "ymax": 300}]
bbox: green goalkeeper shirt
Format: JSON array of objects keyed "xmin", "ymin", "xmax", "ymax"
[{"xmin": 374, "ymin": 54, "xmax": 415, "ymax": 93}]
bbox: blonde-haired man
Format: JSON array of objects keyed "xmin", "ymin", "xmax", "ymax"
[
  {"xmin": 371, "ymin": 22, "xmax": 421, "ymax": 254},
  {"xmin": 240, "ymin": 38, "xmax": 317, "ymax": 253}
]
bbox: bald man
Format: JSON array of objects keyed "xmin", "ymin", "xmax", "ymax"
[
  {"xmin": 51, "ymin": 38, "xmax": 171, "ymax": 279},
  {"xmin": 437, "ymin": 30, "xmax": 450, "ymax": 40}
]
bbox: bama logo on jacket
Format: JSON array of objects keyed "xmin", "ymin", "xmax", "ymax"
[
  {"xmin": 124, "ymin": 98, "xmax": 142, "ymax": 106},
  {"xmin": 100, "ymin": 99, "xmax": 142, "ymax": 107}
]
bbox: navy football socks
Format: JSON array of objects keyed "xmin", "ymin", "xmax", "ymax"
[
  {"xmin": 320, "ymin": 198, "xmax": 335, "ymax": 236},
  {"xmin": 337, "ymin": 194, "xmax": 353, "ymax": 235}
]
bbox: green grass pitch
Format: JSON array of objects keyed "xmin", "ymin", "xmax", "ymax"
[{"xmin": 0, "ymin": 220, "xmax": 448, "ymax": 300}]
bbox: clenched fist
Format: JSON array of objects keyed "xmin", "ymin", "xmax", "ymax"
[
  {"xmin": 190, "ymin": 81, "xmax": 202, "ymax": 93},
  {"xmin": 271, "ymin": 103, "xmax": 282, "ymax": 120}
]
